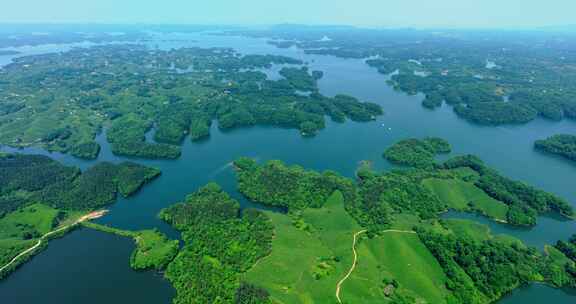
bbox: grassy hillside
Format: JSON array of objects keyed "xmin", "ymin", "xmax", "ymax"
[
  {"xmin": 245, "ymin": 191, "xmax": 449, "ymax": 303},
  {"xmin": 441, "ymin": 219, "xmax": 491, "ymax": 242},
  {"xmin": 244, "ymin": 192, "xmax": 352, "ymax": 303},
  {"xmin": 345, "ymin": 232, "xmax": 449, "ymax": 304},
  {"xmin": 423, "ymin": 178, "xmax": 509, "ymax": 221}
]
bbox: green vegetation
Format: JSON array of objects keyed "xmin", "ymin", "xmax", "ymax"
[
  {"xmin": 234, "ymin": 157, "xmax": 571, "ymax": 303},
  {"xmin": 70, "ymin": 141, "xmax": 101, "ymax": 159},
  {"xmin": 355, "ymin": 168, "xmax": 446, "ymax": 231},
  {"xmin": 245, "ymin": 190, "xmax": 447, "ymax": 303},
  {"xmin": 454, "ymin": 102, "xmax": 538, "ymax": 125},
  {"xmin": 535, "ymin": 134, "xmax": 576, "ymax": 163},
  {"xmin": 146, "ymin": 150, "xmax": 575, "ymax": 303},
  {"xmin": 416, "ymin": 226, "xmax": 542, "ymax": 304},
  {"xmin": 543, "ymin": 245, "xmax": 576, "ymax": 287},
  {"xmin": 383, "ymin": 137, "xmax": 451, "ymax": 168},
  {"xmin": 279, "ymin": 66, "xmax": 319, "ymax": 92},
  {"xmin": 0, "ymin": 153, "xmax": 161, "ymax": 279},
  {"xmin": 0, "ymin": 44, "xmax": 382, "ymax": 159},
  {"xmin": 38, "ymin": 161, "xmax": 161, "ymax": 210},
  {"xmin": 236, "ymin": 144, "xmax": 573, "ymax": 234},
  {"xmin": 245, "ymin": 191, "xmax": 364, "ymax": 303},
  {"xmin": 423, "ymin": 178, "xmax": 509, "ymax": 222},
  {"xmin": 247, "ymin": 26, "xmax": 576, "ymax": 126},
  {"xmin": 0, "ymin": 204, "xmax": 61, "ymax": 241},
  {"xmin": 82, "ymin": 222, "xmax": 179, "ymax": 271},
  {"xmin": 440, "ymin": 219, "xmax": 492, "ymax": 243},
  {"xmin": 0, "ymin": 203, "xmax": 82, "ymax": 278},
  {"xmin": 107, "ymin": 114, "xmax": 181, "ymax": 159},
  {"xmin": 549, "ymin": 234, "xmax": 576, "ymax": 287},
  {"xmin": 159, "ymin": 183, "xmax": 274, "ymax": 304},
  {"xmin": 443, "ymin": 155, "xmax": 574, "ymax": 225},
  {"xmin": 234, "ymin": 157, "xmax": 356, "ymax": 211},
  {"xmin": 348, "ymin": 232, "xmax": 449, "ymax": 304}
]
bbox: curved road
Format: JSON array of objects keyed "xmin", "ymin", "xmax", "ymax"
[
  {"xmin": 0, "ymin": 210, "xmax": 107, "ymax": 274},
  {"xmin": 335, "ymin": 229, "xmax": 416, "ymax": 303}
]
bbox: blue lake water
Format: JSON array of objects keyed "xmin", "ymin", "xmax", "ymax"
[{"xmin": 0, "ymin": 31, "xmax": 575, "ymax": 303}]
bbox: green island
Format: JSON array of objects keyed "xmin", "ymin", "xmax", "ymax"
[
  {"xmin": 0, "ymin": 153, "xmax": 161, "ymax": 278},
  {"xmin": 238, "ymin": 26, "xmax": 576, "ymax": 126},
  {"xmin": 0, "ymin": 44, "xmax": 382, "ymax": 159},
  {"xmin": 2, "ymin": 137, "xmax": 576, "ymax": 303},
  {"xmin": 129, "ymin": 148, "xmax": 576, "ymax": 303},
  {"xmin": 535, "ymin": 134, "xmax": 576, "ymax": 163},
  {"xmin": 2, "ymin": 26, "xmax": 576, "ymax": 304},
  {"xmin": 383, "ymin": 137, "xmax": 451, "ymax": 168}
]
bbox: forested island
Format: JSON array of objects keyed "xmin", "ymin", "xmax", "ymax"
[
  {"xmin": 0, "ymin": 153, "xmax": 161, "ymax": 278},
  {"xmin": 535, "ymin": 134, "xmax": 576, "ymax": 163},
  {"xmin": 126, "ymin": 143, "xmax": 576, "ymax": 303},
  {"xmin": 383, "ymin": 137, "xmax": 451, "ymax": 168},
  {"xmin": 2, "ymin": 26, "xmax": 576, "ymax": 304},
  {"xmin": 236, "ymin": 26, "xmax": 576, "ymax": 126},
  {"xmin": 2, "ymin": 136, "xmax": 576, "ymax": 303},
  {"xmin": 0, "ymin": 44, "xmax": 381, "ymax": 159}
]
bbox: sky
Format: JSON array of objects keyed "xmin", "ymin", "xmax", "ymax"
[{"xmin": 0, "ymin": 0, "xmax": 574, "ymax": 29}]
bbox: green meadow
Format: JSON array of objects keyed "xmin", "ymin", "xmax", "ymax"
[
  {"xmin": 0, "ymin": 204, "xmax": 60, "ymax": 239},
  {"xmin": 244, "ymin": 191, "xmax": 356, "ymax": 303},
  {"xmin": 442, "ymin": 219, "xmax": 491, "ymax": 242},
  {"xmin": 344, "ymin": 232, "xmax": 449, "ymax": 304},
  {"xmin": 423, "ymin": 178, "xmax": 509, "ymax": 221},
  {"xmin": 245, "ymin": 191, "xmax": 450, "ymax": 303}
]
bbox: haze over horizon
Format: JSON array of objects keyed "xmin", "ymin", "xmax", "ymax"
[{"xmin": 1, "ymin": 0, "xmax": 575, "ymax": 29}]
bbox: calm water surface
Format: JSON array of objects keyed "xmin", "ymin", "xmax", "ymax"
[{"xmin": 0, "ymin": 32, "xmax": 575, "ymax": 303}]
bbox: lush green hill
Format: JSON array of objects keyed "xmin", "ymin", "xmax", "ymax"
[{"xmin": 423, "ymin": 178, "xmax": 509, "ymax": 222}]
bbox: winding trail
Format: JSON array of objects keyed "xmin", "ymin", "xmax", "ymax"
[
  {"xmin": 335, "ymin": 229, "xmax": 366, "ymax": 304},
  {"xmin": 335, "ymin": 229, "xmax": 416, "ymax": 303},
  {"xmin": 0, "ymin": 210, "xmax": 108, "ymax": 274}
]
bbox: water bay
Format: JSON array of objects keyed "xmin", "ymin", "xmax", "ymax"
[{"xmin": 0, "ymin": 31, "xmax": 575, "ymax": 303}]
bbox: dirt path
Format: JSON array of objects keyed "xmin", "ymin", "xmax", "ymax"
[
  {"xmin": 0, "ymin": 210, "xmax": 108, "ymax": 274},
  {"xmin": 335, "ymin": 229, "xmax": 366, "ymax": 303},
  {"xmin": 335, "ymin": 229, "xmax": 416, "ymax": 303}
]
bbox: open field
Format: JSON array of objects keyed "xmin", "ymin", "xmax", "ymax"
[
  {"xmin": 423, "ymin": 178, "xmax": 509, "ymax": 221},
  {"xmin": 442, "ymin": 219, "xmax": 491, "ymax": 242},
  {"xmin": 245, "ymin": 191, "xmax": 449, "ymax": 303},
  {"xmin": 244, "ymin": 191, "xmax": 360, "ymax": 303},
  {"xmin": 0, "ymin": 204, "xmax": 60, "ymax": 239},
  {"xmin": 344, "ymin": 231, "xmax": 449, "ymax": 303}
]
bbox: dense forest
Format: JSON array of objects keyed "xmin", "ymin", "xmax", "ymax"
[
  {"xmin": 159, "ymin": 183, "xmax": 273, "ymax": 304},
  {"xmin": 0, "ymin": 44, "xmax": 382, "ymax": 159},
  {"xmin": 383, "ymin": 137, "xmax": 451, "ymax": 168},
  {"xmin": 417, "ymin": 226, "xmax": 543, "ymax": 303},
  {"xmin": 234, "ymin": 157, "xmax": 356, "ymax": 211},
  {"xmin": 535, "ymin": 134, "xmax": 576, "ymax": 162}
]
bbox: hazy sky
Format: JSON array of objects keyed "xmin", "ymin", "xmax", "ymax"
[{"xmin": 1, "ymin": 0, "xmax": 574, "ymax": 28}]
